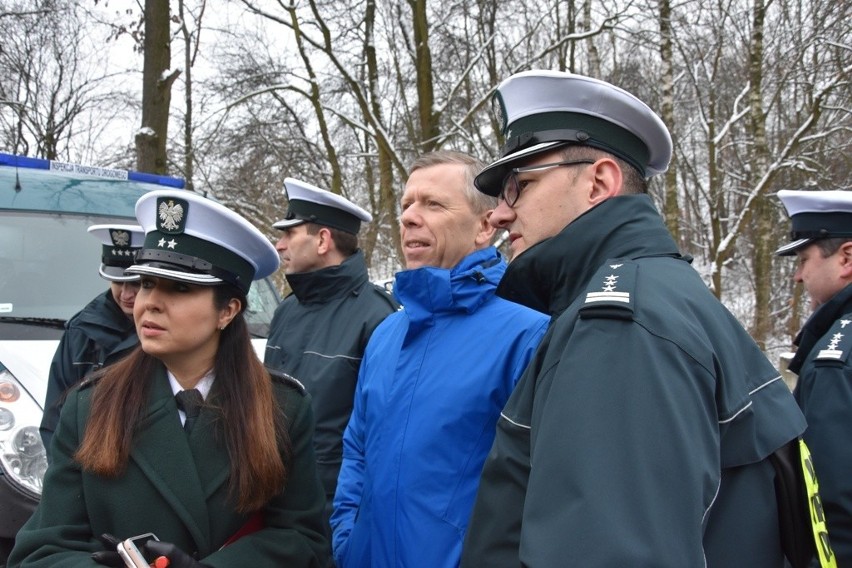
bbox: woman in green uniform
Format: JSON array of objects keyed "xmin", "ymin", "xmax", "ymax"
[{"xmin": 9, "ymin": 189, "xmax": 328, "ymax": 567}]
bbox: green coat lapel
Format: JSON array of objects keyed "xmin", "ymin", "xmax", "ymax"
[
  {"xmin": 129, "ymin": 366, "xmax": 219, "ymax": 553},
  {"xmin": 186, "ymin": 393, "xmax": 231, "ymax": 500}
]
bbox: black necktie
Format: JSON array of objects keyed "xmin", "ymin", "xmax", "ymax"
[{"xmin": 175, "ymin": 389, "xmax": 204, "ymax": 434}]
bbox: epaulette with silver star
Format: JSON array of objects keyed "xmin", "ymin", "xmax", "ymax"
[
  {"xmin": 814, "ymin": 314, "xmax": 852, "ymax": 363},
  {"xmin": 578, "ymin": 259, "xmax": 636, "ymax": 321}
]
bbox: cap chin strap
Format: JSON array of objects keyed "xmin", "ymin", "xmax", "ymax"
[
  {"xmin": 501, "ymin": 128, "xmax": 646, "ymax": 177},
  {"xmin": 285, "ymin": 200, "xmax": 361, "ymax": 234},
  {"xmin": 500, "ymin": 129, "xmax": 588, "ymax": 156},
  {"xmin": 790, "ymin": 230, "xmax": 852, "ymax": 239},
  {"xmin": 134, "ymin": 249, "xmax": 246, "ymax": 292}
]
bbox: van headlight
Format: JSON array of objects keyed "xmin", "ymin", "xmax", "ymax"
[{"xmin": 0, "ymin": 368, "xmax": 47, "ymax": 499}]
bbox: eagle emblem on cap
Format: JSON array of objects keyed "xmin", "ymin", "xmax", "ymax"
[
  {"xmin": 111, "ymin": 230, "xmax": 130, "ymax": 247},
  {"xmin": 159, "ymin": 199, "xmax": 185, "ymax": 232},
  {"xmin": 492, "ymin": 91, "xmax": 509, "ymax": 134}
]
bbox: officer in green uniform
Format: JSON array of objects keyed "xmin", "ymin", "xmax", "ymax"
[
  {"xmin": 776, "ymin": 189, "xmax": 852, "ymax": 565},
  {"xmin": 10, "ymin": 189, "xmax": 328, "ymax": 567},
  {"xmin": 40, "ymin": 224, "xmax": 144, "ymax": 456},
  {"xmin": 461, "ymin": 71, "xmax": 807, "ymax": 567},
  {"xmin": 265, "ymin": 178, "xmax": 398, "ymax": 535}
]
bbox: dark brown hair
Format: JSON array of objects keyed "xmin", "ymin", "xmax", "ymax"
[
  {"xmin": 305, "ymin": 222, "xmax": 359, "ymax": 257},
  {"xmin": 815, "ymin": 237, "xmax": 852, "ymax": 258},
  {"xmin": 560, "ymin": 145, "xmax": 648, "ymax": 194},
  {"xmin": 75, "ymin": 283, "xmax": 290, "ymax": 513}
]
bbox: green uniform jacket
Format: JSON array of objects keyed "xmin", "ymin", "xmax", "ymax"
[
  {"xmin": 10, "ymin": 364, "xmax": 329, "ymax": 567},
  {"xmin": 462, "ymin": 195, "xmax": 806, "ymax": 567},
  {"xmin": 264, "ymin": 250, "xmax": 398, "ymax": 522},
  {"xmin": 40, "ymin": 289, "xmax": 138, "ymax": 455},
  {"xmin": 789, "ymin": 283, "xmax": 852, "ymax": 565}
]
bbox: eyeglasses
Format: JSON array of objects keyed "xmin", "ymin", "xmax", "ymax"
[{"xmin": 499, "ymin": 159, "xmax": 595, "ymax": 208}]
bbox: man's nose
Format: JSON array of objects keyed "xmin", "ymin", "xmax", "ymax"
[
  {"xmin": 122, "ymin": 282, "xmax": 139, "ymax": 295},
  {"xmin": 400, "ymin": 205, "xmax": 421, "ymax": 227},
  {"xmin": 489, "ymin": 201, "xmax": 515, "ymax": 229}
]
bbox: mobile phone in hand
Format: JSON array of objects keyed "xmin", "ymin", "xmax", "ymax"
[{"xmin": 116, "ymin": 532, "xmax": 159, "ymax": 568}]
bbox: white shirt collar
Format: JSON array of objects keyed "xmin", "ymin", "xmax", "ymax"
[{"xmin": 168, "ymin": 369, "xmax": 215, "ymax": 425}]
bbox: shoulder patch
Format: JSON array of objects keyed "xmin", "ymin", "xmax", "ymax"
[
  {"xmin": 266, "ymin": 367, "xmax": 307, "ymax": 394},
  {"xmin": 814, "ymin": 315, "xmax": 852, "ymax": 363},
  {"xmin": 579, "ymin": 260, "xmax": 636, "ymax": 320}
]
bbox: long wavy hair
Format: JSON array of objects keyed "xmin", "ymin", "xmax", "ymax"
[{"xmin": 75, "ymin": 282, "xmax": 290, "ymax": 513}]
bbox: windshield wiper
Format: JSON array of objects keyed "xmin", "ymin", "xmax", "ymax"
[{"xmin": 0, "ymin": 316, "xmax": 66, "ymax": 327}]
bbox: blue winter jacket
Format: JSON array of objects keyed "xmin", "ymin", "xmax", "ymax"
[{"xmin": 331, "ymin": 247, "xmax": 549, "ymax": 568}]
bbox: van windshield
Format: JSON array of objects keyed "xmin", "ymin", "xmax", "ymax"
[
  {"xmin": 0, "ymin": 212, "xmax": 105, "ymax": 320},
  {"xmin": 0, "ymin": 211, "xmax": 278, "ymax": 336}
]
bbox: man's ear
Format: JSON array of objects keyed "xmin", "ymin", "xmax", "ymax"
[
  {"xmin": 588, "ymin": 158, "xmax": 623, "ymax": 206},
  {"xmin": 838, "ymin": 241, "xmax": 852, "ymax": 279},
  {"xmin": 474, "ymin": 210, "xmax": 497, "ymax": 248},
  {"xmin": 316, "ymin": 227, "xmax": 333, "ymax": 256}
]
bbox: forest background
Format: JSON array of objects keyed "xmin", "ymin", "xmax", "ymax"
[{"xmin": 1, "ymin": 0, "xmax": 851, "ymax": 364}]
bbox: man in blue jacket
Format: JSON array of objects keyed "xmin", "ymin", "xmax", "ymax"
[
  {"xmin": 776, "ymin": 189, "xmax": 852, "ymax": 565},
  {"xmin": 461, "ymin": 71, "xmax": 807, "ymax": 567},
  {"xmin": 331, "ymin": 151, "xmax": 549, "ymax": 568}
]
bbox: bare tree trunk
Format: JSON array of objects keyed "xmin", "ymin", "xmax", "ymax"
[
  {"xmin": 177, "ymin": 0, "xmax": 205, "ymax": 191},
  {"xmin": 583, "ymin": 0, "xmax": 600, "ymax": 76},
  {"xmin": 708, "ymin": 91, "xmax": 724, "ymax": 299},
  {"xmin": 410, "ymin": 0, "xmax": 439, "ymax": 153},
  {"xmin": 477, "ymin": 0, "xmax": 501, "ymax": 144},
  {"xmin": 136, "ymin": 0, "xmax": 179, "ymax": 174},
  {"xmin": 282, "ymin": 0, "xmax": 401, "ymax": 266},
  {"xmin": 288, "ymin": 2, "xmax": 343, "ymax": 194},
  {"xmin": 749, "ymin": 0, "xmax": 771, "ymax": 349},
  {"xmin": 367, "ymin": 0, "xmax": 402, "ymax": 266},
  {"xmin": 659, "ymin": 0, "xmax": 679, "ymax": 245},
  {"xmin": 358, "ymin": 0, "xmax": 380, "ymax": 269},
  {"xmin": 365, "ymin": 0, "xmax": 400, "ymax": 265},
  {"xmin": 554, "ymin": 0, "xmax": 574, "ymax": 71}
]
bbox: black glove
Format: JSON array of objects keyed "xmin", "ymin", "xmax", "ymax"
[
  {"xmin": 91, "ymin": 533, "xmax": 123, "ymax": 567},
  {"xmin": 146, "ymin": 540, "xmax": 211, "ymax": 568}
]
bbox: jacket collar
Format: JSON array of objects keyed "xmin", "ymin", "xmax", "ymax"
[
  {"xmin": 497, "ymin": 194, "xmax": 682, "ymax": 316},
  {"xmin": 789, "ymin": 283, "xmax": 852, "ymax": 374},
  {"xmin": 393, "ymin": 247, "xmax": 506, "ymax": 324},
  {"xmin": 285, "ymin": 250, "xmax": 369, "ymax": 304},
  {"xmin": 76, "ymin": 290, "xmax": 136, "ymax": 339}
]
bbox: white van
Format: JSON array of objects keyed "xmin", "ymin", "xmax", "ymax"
[{"xmin": 0, "ymin": 153, "xmax": 280, "ymax": 561}]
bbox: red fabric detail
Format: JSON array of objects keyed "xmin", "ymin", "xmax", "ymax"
[{"xmin": 220, "ymin": 511, "xmax": 264, "ymax": 548}]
